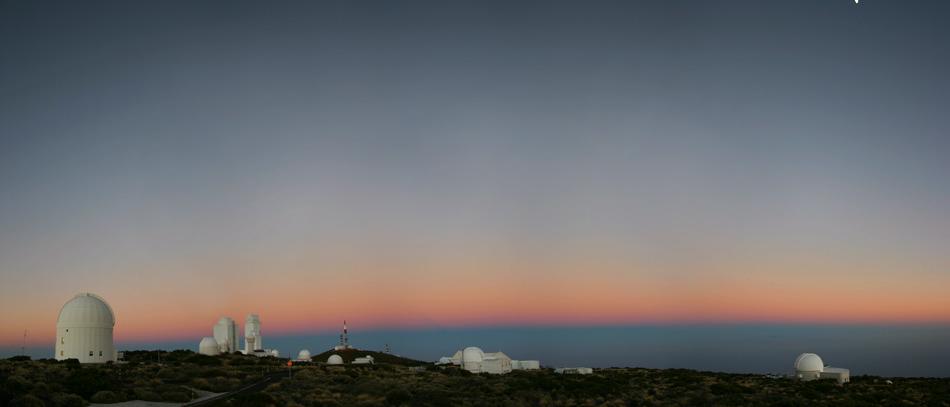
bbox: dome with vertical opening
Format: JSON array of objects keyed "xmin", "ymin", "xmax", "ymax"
[{"xmin": 794, "ymin": 353, "xmax": 824, "ymax": 373}]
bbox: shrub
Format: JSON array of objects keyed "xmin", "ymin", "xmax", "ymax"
[
  {"xmin": 5, "ymin": 375, "xmax": 32, "ymax": 393},
  {"xmin": 132, "ymin": 387, "xmax": 161, "ymax": 401},
  {"xmin": 184, "ymin": 354, "xmax": 222, "ymax": 366},
  {"xmin": 51, "ymin": 392, "xmax": 86, "ymax": 407},
  {"xmin": 6, "ymin": 356, "xmax": 31, "ymax": 362},
  {"xmin": 60, "ymin": 359, "xmax": 82, "ymax": 369},
  {"xmin": 385, "ymin": 388, "xmax": 412, "ymax": 404},
  {"xmin": 9, "ymin": 394, "xmax": 45, "ymax": 407},
  {"xmin": 161, "ymin": 390, "xmax": 193, "ymax": 402},
  {"xmin": 191, "ymin": 377, "xmax": 211, "ymax": 390},
  {"xmin": 91, "ymin": 390, "xmax": 120, "ymax": 403},
  {"xmin": 233, "ymin": 392, "xmax": 276, "ymax": 406}
]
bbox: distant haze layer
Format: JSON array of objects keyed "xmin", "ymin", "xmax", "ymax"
[{"xmin": 5, "ymin": 325, "xmax": 950, "ymax": 378}]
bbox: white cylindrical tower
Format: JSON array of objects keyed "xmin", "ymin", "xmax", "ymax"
[
  {"xmin": 55, "ymin": 293, "xmax": 116, "ymax": 363},
  {"xmin": 244, "ymin": 314, "xmax": 261, "ymax": 354},
  {"xmin": 213, "ymin": 317, "xmax": 238, "ymax": 353}
]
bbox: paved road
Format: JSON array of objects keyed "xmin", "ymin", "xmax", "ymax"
[{"xmin": 183, "ymin": 371, "xmax": 287, "ymax": 407}]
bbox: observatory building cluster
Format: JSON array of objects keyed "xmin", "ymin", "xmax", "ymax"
[
  {"xmin": 436, "ymin": 346, "xmax": 540, "ymax": 374},
  {"xmin": 198, "ymin": 314, "xmax": 279, "ymax": 357},
  {"xmin": 50, "ymin": 292, "xmax": 852, "ymax": 385}
]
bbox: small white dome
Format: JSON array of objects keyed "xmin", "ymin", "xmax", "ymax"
[
  {"xmin": 327, "ymin": 354, "xmax": 343, "ymax": 365},
  {"xmin": 199, "ymin": 337, "xmax": 220, "ymax": 355},
  {"xmin": 795, "ymin": 353, "xmax": 824, "ymax": 372},
  {"xmin": 462, "ymin": 347, "xmax": 484, "ymax": 363},
  {"xmin": 57, "ymin": 293, "xmax": 115, "ymax": 328},
  {"xmin": 297, "ymin": 349, "xmax": 311, "ymax": 360}
]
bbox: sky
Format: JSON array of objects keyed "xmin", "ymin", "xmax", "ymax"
[{"xmin": 1, "ymin": 0, "xmax": 949, "ymax": 354}]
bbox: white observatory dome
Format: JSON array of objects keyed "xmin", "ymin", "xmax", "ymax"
[
  {"xmin": 462, "ymin": 347, "xmax": 484, "ymax": 363},
  {"xmin": 57, "ymin": 293, "xmax": 115, "ymax": 328},
  {"xmin": 199, "ymin": 337, "xmax": 221, "ymax": 356},
  {"xmin": 55, "ymin": 293, "xmax": 116, "ymax": 363},
  {"xmin": 297, "ymin": 349, "xmax": 312, "ymax": 360},
  {"xmin": 795, "ymin": 353, "xmax": 825, "ymax": 372},
  {"xmin": 327, "ymin": 354, "xmax": 343, "ymax": 365}
]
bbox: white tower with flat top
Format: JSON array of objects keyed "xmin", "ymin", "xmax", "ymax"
[{"xmin": 244, "ymin": 314, "xmax": 262, "ymax": 354}]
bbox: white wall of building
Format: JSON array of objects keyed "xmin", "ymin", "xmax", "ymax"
[
  {"xmin": 213, "ymin": 317, "xmax": 238, "ymax": 353},
  {"xmin": 513, "ymin": 360, "xmax": 540, "ymax": 370}
]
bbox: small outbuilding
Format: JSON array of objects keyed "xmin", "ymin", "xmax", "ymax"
[{"xmin": 512, "ymin": 360, "xmax": 540, "ymax": 370}]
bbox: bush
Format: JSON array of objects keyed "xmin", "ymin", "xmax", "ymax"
[
  {"xmin": 132, "ymin": 387, "xmax": 161, "ymax": 401},
  {"xmin": 65, "ymin": 368, "xmax": 116, "ymax": 399},
  {"xmin": 60, "ymin": 358, "xmax": 82, "ymax": 369},
  {"xmin": 161, "ymin": 391, "xmax": 193, "ymax": 402},
  {"xmin": 9, "ymin": 394, "xmax": 45, "ymax": 407},
  {"xmin": 184, "ymin": 354, "xmax": 222, "ymax": 366},
  {"xmin": 233, "ymin": 392, "xmax": 276, "ymax": 406},
  {"xmin": 91, "ymin": 390, "xmax": 120, "ymax": 403},
  {"xmin": 5, "ymin": 375, "xmax": 32, "ymax": 393},
  {"xmin": 386, "ymin": 388, "xmax": 412, "ymax": 404},
  {"xmin": 51, "ymin": 392, "xmax": 87, "ymax": 407},
  {"xmin": 191, "ymin": 377, "xmax": 211, "ymax": 390},
  {"xmin": 6, "ymin": 356, "xmax": 31, "ymax": 362}
]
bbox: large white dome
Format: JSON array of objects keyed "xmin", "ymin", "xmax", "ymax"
[
  {"xmin": 327, "ymin": 354, "xmax": 343, "ymax": 365},
  {"xmin": 57, "ymin": 293, "xmax": 115, "ymax": 328},
  {"xmin": 795, "ymin": 353, "xmax": 824, "ymax": 372},
  {"xmin": 199, "ymin": 337, "xmax": 220, "ymax": 356},
  {"xmin": 462, "ymin": 347, "xmax": 484, "ymax": 363},
  {"xmin": 55, "ymin": 293, "xmax": 116, "ymax": 363},
  {"xmin": 297, "ymin": 349, "xmax": 312, "ymax": 360}
]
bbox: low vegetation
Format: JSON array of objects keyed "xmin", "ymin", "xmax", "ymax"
[
  {"xmin": 3, "ymin": 354, "xmax": 949, "ymax": 406},
  {"xmin": 0, "ymin": 351, "xmax": 281, "ymax": 406},
  {"xmin": 254, "ymin": 366, "xmax": 950, "ymax": 407}
]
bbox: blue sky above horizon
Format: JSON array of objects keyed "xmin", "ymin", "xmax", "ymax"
[{"xmin": 1, "ymin": 0, "xmax": 949, "ymax": 363}]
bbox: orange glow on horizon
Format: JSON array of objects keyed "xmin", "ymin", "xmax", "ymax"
[{"xmin": 3, "ymin": 250, "xmax": 949, "ymax": 347}]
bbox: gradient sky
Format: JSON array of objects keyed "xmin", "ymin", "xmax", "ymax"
[{"xmin": 1, "ymin": 0, "xmax": 949, "ymax": 348}]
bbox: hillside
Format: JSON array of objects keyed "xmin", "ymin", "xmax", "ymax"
[
  {"xmin": 309, "ymin": 348, "xmax": 429, "ymax": 366},
  {"xmin": 3, "ymin": 355, "xmax": 949, "ymax": 406}
]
